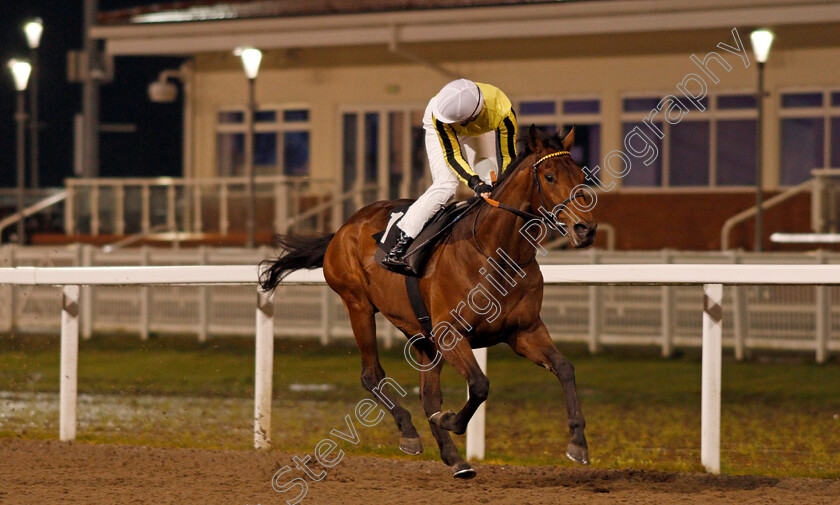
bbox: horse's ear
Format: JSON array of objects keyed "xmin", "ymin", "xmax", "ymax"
[
  {"xmin": 561, "ymin": 125, "xmax": 576, "ymax": 151},
  {"xmin": 527, "ymin": 124, "xmax": 542, "ymax": 151}
]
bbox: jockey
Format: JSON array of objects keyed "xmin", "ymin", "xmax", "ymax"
[{"xmin": 383, "ymin": 78, "xmax": 518, "ymax": 269}]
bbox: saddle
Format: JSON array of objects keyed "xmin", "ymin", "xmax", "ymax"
[{"xmin": 373, "ymin": 198, "xmax": 480, "ymax": 277}]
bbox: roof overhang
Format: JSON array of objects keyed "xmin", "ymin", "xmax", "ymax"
[{"xmin": 91, "ymin": 0, "xmax": 840, "ymax": 56}]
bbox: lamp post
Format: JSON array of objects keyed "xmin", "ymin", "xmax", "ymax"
[
  {"xmin": 236, "ymin": 47, "xmax": 262, "ymax": 248},
  {"xmin": 8, "ymin": 59, "xmax": 32, "ymax": 245},
  {"xmin": 24, "ymin": 18, "xmax": 43, "ymax": 189},
  {"xmin": 750, "ymin": 29, "xmax": 774, "ymax": 252}
]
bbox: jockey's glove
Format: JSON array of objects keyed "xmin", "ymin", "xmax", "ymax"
[{"xmin": 468, "ymin": 175, "xmax": 494, "ymax": 195}]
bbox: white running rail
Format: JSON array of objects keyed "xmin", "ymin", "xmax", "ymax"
[{"xmin": 3, "ymin": 264, "xmax": 840, "ymax": 473}]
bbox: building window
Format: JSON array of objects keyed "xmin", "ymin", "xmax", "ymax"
[
  {"xmin": 669, "ymin": 121, "xmax": 710, "ymax": 186},
  {"xmin": 341, "ymin": 108, "xmax": 427, "ymax": 218},
  {"xmin": 622, "ymin": 122, "xmax": 663, "ymax": 186},
  {"xmin": 716, "ymin": 119, "xmax": 756, "ymax": 186},
  {"xmin": 516, "ymin": 97, "xmax": 601, "ymax": 173},
  {"xmin": 779, "ymin": 90, "xmax": 840, "ymax": 185},
  {"xmin": 781, "ymin": 93, "xmax": 823, "ymax": 109},
  {"xmin": 620, "ymin": 93, "xmax": 756, "ymax": 188},
  {"xmin": 780, "ymin": 118, "xmax": 824, "ymax": 185},
  {"xmin": 216, "ymin": 107, "xmax": 310, "ymax": 177}
]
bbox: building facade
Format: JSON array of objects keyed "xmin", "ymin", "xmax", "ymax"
[{"xmin": 90, "ymin": 0, "xmax": 840, "ymax": 250}]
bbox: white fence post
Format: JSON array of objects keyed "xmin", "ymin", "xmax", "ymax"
[
  {"xmin": 816, "ymin": 285, "xmax": 829, "ymax": 364},
  {"xmin": 588, "ymin": 249, "xmax": 601, "ymax": 353},
  {"xmin": 320, "ymin": 286, "xmax": 332, "ymax": 346},
  {"xmin": 816, "ymin": 249, "xmax": 829, "ymax": 364},
  {"xmin": 80, "ymin": 245, "xmax": 93, "ymax": 340},
  {"xmin": 385, "ymin": 322, "xmax": 398, "ymax": 351},
  {"xmin": 139, "ymin": 246, "xmax": 150, "ymax": 341},
  {"xmin": 465, "ymin": 347, "xmax": 487, "ymax": 461},
  {"xmin": 733, "ymin": 286, "xmax": 747, "ymax": 360},
  {"xmin": 198, "ymin": 246, "xmax": 209, "ymax": 343},
  {"xmin": 5, "ymin": 246, "xmax": 16, "ymax": 332},
  {"xmin": 254, "ymin": 288, "xmax": 275, "ymax": 449},
  {"xmin": 661, "ymin": 286, "xmax": 675, "ymax": 357},
  {"xmin": 60, "ymin": 285, "xmax": 80, "ymax": 442},
  {"xmin": 661, "ymin": 250, "xmax": 674, "ymax": 357},
  {"xmin": 729, "ymin": 250, "xmax": 747, "ymax": 360},
  {"xmin": 701, "ymin": 283, "xmax": 723, "ymax": 474}
]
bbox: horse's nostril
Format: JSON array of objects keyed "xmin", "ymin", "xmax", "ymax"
[{"xmin": 573, "ymin": 224, "xmax": 590, "ymax": 237}]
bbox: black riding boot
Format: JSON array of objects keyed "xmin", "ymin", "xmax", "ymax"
[{"xmin": 382, "ymin": 231, "xmax": 414, "ymax": 269}]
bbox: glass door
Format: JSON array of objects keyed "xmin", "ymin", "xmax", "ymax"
[{"xmin": 341, "ymin": 107, "xmax": 428, "ymax": 219}]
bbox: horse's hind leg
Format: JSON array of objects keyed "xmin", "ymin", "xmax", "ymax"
[
  {"xmin": 344, "ymin": 299, "xmax": 422, "ymax": 454},
  {"xmin": 508, "ymin": 321, "xmax": 589, "ymax": 465},
  {"xmin": 412, "ymin": 338, "xmax": 475, "ymax": 479}
]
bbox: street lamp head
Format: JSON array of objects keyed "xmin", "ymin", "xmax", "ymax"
[
  {"xmin": 24, "ymin": 18, "xmax": 44, "ymax": 49},
  {"xmin": 7, "ymin": 59, "xmax": 32, "ymax": 91},
  {"xmin": 148, "ymin": 79, "xmax": 178, "ymax": 103},
  {"xmin": 235, "ymin": 47, "xmax": 262, "ymax": 79},
  {"xmin": 750, "ymin": 29, "xmax": 775, "ymax": 64}
]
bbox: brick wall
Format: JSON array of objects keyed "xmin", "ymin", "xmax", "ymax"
[{"xmin": 589, "ymin": 191, "xmax": 824, "ymax": 252}]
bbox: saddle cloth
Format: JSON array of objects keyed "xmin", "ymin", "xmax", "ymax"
[{"xmin": 373, "ymin": 198, "xmax": 479, "ymax": 276}]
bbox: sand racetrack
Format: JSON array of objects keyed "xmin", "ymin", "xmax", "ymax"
[{"xmin": 1, "ymin": 439, "xmax": 838, "ymax": 504}]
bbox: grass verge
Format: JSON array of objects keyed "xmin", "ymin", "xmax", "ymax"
[{"xmin": 1, "ymin": 334, "xmax": 838, "ymax": 478}]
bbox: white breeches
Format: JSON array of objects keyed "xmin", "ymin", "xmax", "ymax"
[{"xmin": 397, "ymin": 100, "xmax": 498, "ymax": 238}]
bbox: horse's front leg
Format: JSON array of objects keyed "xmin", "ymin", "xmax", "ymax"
[
  {"xmin": 508, "ymin": 320, "xmax": 589, "ymax": 465},
  {"xmin": 426, "ymin": 334, "xmax": 489, "ymax": 436},
  {"xmin": 411, "ymin": 337, "xmax": 476, "ymax": 479}
]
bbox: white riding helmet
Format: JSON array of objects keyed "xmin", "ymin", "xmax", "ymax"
[{"xmin": 432, "ymin": 78, "xmax": 484, "ymax": 124}]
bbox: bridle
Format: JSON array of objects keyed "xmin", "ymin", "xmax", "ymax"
[
  {"xmin": 470, "ymin": 149, "xmax": 587, "ymax": 261},
  {"xmin": 481, "ymin": 150, "xmax": 586, "ymax": 230}
]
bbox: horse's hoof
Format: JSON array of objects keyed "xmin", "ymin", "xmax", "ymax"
[
  {"xmin": 429, "ymin": 410, "xmax": 455, "ymax": 427},
  {"xmin": 566, "ymin": 443, "xmax": 590, "ymax": 465},
  {"xmin": 451, "ymin": 462, "xmax": 476, "ymax": 479},
  {"xmin": 399, "ymin": 436, "xmax": 423, "ymax": 455}
]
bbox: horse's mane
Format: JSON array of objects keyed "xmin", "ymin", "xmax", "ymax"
[{"xmin": 492, "ymin": 127, "xmax": 567, "ymax": 190}]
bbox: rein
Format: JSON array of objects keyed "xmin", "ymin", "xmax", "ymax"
[
  {"xmin": 481, "ymin": 150, "xmax": 583, "ymax": 229},
  {"xmin": 470, "ymin": 149, "xmax": 584, "ymax": 262}
]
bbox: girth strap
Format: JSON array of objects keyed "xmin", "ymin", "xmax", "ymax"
[{"xmin": 405, "ymin": 275, "xmax": 433, "ymax": 337}]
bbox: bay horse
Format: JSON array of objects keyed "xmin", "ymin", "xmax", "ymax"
[{"xmin": 260, "ymin": 125, "xmax": 597, "ymax": 478}]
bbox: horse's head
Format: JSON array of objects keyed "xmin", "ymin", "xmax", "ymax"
[{"xmin": 522, "ymin": 125, "xmax": 597, "ymax": 248}]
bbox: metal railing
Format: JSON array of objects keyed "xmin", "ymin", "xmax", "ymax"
[
  {"xmin": 0, "ymin": 190, "xmax": 68, "ymax": 240},
  {"xmin": 0, "ymin": 188, "xmax": 63, "ymax": 208},
  {"xmin": 810, "ymin": 168, "xmax": 840, "ymax": 233},
  {"xmin": 720, "ymin": 168, "xmax": 840, "ymax": 250},
  {"xmin": 720, "ymin": 179, "xmax": 814, "ymax": 250},
  {"xmin": 291, "ymin": 183, "xmax": 380, "ymax": 232},
  {"xmin": 63, "ymin": 175, "xmax": 336, "ymax": 237}
]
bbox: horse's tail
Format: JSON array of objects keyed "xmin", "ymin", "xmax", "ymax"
[{"xmin": 259, "ymin": 233, "xmax": 335, "ymax": 291}]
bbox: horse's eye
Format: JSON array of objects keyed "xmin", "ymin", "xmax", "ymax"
[{"xmin": 545, "ymin": 173, "xmax": 555, "ymax": 183}]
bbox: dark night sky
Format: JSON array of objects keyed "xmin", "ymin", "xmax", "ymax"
[{"xmin": 1, "ymin": 0, "xmax": 185, "ymax": 188}]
